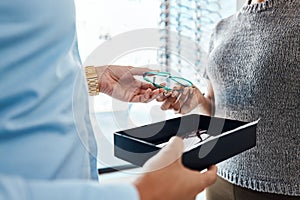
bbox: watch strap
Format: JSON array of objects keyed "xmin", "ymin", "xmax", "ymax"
[{"xmin": 85, "ymin": 66, "xmax": 100, "ymax": 96}]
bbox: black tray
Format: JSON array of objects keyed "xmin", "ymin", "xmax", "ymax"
[{"xmin": 114, "ymin": 114, "xmax": 257, "ymax": 171}]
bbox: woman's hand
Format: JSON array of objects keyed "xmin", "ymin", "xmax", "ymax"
[
  {"xmin": 95, "ymin": 65, "xmax": 164, "ymax": 102},
  {"xmin": 157, "ymin": 83, "xmax": 214, "ymax": 115},
  {"xmin": 156, "ymin": 87, "xmax": 202, "ymax": 114}
]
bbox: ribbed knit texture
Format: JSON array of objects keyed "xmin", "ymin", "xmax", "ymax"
[{"xmin": 206, "ymin": 0, "xmax": 299, "ymax": 196}]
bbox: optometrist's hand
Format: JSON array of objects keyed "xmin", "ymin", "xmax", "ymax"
[
  {"xmin": 134, "ymin": 136, "xmax": 217, "ymax": 200},
  {"xmin": 157, "ymin": 84, "xmax": 214, "ymax": 115},
  {"xmin": 95, "ymin": 65, "xmax": 164, "ymax": 102}
]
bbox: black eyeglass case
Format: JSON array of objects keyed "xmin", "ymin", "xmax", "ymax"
[{"xmin": 114, "ymin": 114, "xmax": 258, "ymax": 171}]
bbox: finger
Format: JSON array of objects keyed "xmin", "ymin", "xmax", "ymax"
[
  {"xmin": 143, "ymin": 136, "xmax": 184, "ymax": 171},
  {"xmin": 171, "ymin": 90, "xmax": 180, "ymax": 98},
  {"xmin": 153, "ymin": 88, "xmax": 165, "ymax": 96},
  {"xmin": 172, "ymin": 93, "xmax": 182, "ymax": 112},
  {"xmin": 139, "ymin": 87, "xmax": 164, "ymax": 95},
  {"xmin": 170, "ymin": 89, "xmax": 185, "ymax": 111},
  {"xmin": 157, "ymin": 92, "xmax": 169, "ymax": 100},
  {"xmin": 140, "ymin": 81, "xmax": 157, "ymax": 90},
  {"xmin": 130, "ymin": 67, "xmax": 159, "ymax": 76},
  {"xmin": 172, "ymin": 84, "xmax": 183, "ymax": 91},
  {"xmin": 172, "ymin": 87, "xmax": 191, "ymax": 111},
  {"xmin": 144, "ymin": 88, "xmax": 151, "ymax": 99},
  {"xmin": 160, "ymin": 96, "xmax": 176, "ymax": 110},
  {"xmin": 206, "ymin": 165, "xmax": 218, "ymax": 174},
  {"xmin": 159, "ymin": 82, "xmax": 167, "ymax": 87},
  {"xmin": 136, "ymin": 88, "xmax": 151, "ymax": 103},
  {"xmin": 156, "ymin": 90, "xmax": 172, "ymax": 102},
  {"xmin": 147, "ymin": 89, "xmax": 164, "ymax": 102},
  {"xmin": 143, "ymin": 89, "xmax": 161, "ymax": 103},
  {"xmin": 130, "ymin": 95, "xmax": 143, "ymax": 103},
  {"xmin": 200, "ymin": 165, "xmax": 218, "ymax": 185},
  {"xmin": 156, "ymin": 94, "xmax": 167, "ymax": 102},
  {"xmin": 191, "ymin": 165, "xmax": 218, "ymax": 191},
  {"xmin": 129, "ymin": 88, "xmax": 149, "ymax": 102},
  {"xmin": 156, "ymin": 96, "xmax": 168, "ymax": 102}
]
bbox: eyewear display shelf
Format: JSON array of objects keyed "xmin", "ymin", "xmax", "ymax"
[{"xmin": 114, "ymin": 114, "xmax": 258, "ymax": 171}]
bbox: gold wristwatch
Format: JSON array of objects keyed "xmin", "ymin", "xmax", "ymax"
[{"xmin": 84, "ymin": 66, "xmax": 100, "ymax": 96}]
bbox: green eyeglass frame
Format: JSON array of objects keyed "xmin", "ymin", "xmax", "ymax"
[{"xmin": 143, "ymin": 71, "xmax": 193, "ymax": 91}]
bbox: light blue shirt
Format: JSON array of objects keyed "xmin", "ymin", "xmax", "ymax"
[{"xmin": 0, "ymin": 0, "xmax": 139, "ymax": 199}]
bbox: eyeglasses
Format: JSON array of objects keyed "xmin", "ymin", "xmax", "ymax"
[
  {"xmin": 155, "ymin": 129, "xmax": 211, "ymax": 152},
  {"xmin": 143, "ymin": 71, "xmax": 193, "ymax": 91},
  {"xmin": 183, "ymin": 130, "xmax": 210, "ymax": 143},
  {"xmin": 180, "ymin": 130, "xmax": 212, "ymax": 152}
]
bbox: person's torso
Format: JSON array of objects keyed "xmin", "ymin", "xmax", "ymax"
[{"xmin": 206, "ymin": 0, "xmax": 300, "ymax": 195}]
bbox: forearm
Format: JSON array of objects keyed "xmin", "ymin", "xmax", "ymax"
[{"xmin": 0, "ymin": 174, "xmax": 139, "ymax": 200}]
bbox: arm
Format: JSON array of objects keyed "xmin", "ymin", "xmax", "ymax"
[
  {"xmin": 0, "ymin": 174, "xmax": 139, "ymax": 200},
  {"xmin": 1, "ymin": 138, "xmax": 216, "ymax": 200}
]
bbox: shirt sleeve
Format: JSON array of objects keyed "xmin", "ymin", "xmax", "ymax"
[{"xmin": 0, "ymin": 174, "xmax": 140, "ymax": 200}]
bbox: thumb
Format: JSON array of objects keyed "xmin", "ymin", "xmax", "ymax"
[
  {"xmin": 191, "ymin": 165, "xmax": 218, "ymax": 191},
  {"xmin": 130, "ymin": 67, "xmax": 159, "ymax": 76},
  {"xmin": 143, "ymin": 136, "xmax": 184, "ymax": 172}
]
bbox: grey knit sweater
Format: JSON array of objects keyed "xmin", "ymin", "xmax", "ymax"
[{"xmin": 206, "ymin": 0, "xmax": 300, "ymax": 196}]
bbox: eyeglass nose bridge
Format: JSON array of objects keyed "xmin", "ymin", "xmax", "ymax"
[{"xmin": 152, "ymin": 76, "xmax": 156, "ymax": 84}]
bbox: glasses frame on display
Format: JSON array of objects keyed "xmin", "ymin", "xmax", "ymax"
[{"xmin": 182, "ymin": 129, "xmax": 211, "ymax": 143}]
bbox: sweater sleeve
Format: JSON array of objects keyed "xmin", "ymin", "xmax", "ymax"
[{"xmin": 0, "ymin": 174, "xmax": 140, "ymax": 200}]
